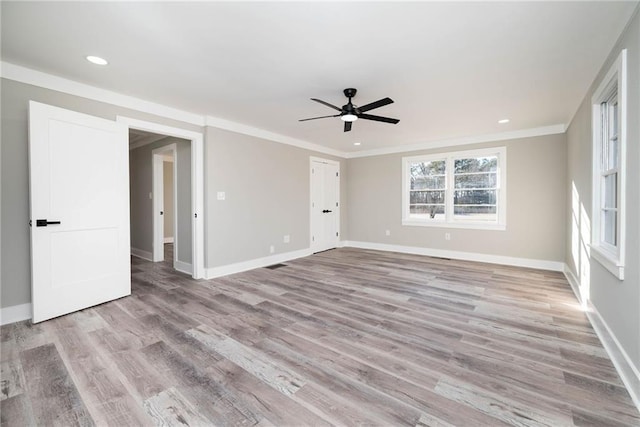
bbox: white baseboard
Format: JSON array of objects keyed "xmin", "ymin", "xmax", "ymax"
[
  {"xmin": 586, "ymin": 300, "xmax": 640, "ymax": 410},
  {"xmin": 1, "ymin": 303, "xmax": 32, "ymax": 325},
  {"xmin": 343, "ymin": 241, "xmax": 564, "ymax": 272},
  {"xmin": 131, "ymin": 247, "xmax": 153, "ymax": 261},
  {"xmin": 563, "ymin": 264, "xmax": 640, "ymax": 411},
  {"xmin": 164, "ymin": 237, "xmax": 174, "ymax": 244},
  {"xmin": 563, "ymin": 264, "xmax": 585, "ymax": 306},
  {"xmin": 174, "ymin": 260, "xmax": 192, "ymax": 275},
  {"xmin": 205, "ymin": 248, "xmax": 312, "ymax": 279}
]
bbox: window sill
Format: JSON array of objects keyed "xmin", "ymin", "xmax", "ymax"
[
  {"xmin": 402, "ymin": 220, "xmax": 506, "ymax": 231},
  {"xmin": 590, "ymin": 245, "xmax": 625, "ymax": 280}
]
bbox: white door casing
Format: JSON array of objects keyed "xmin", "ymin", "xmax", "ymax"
[
  {"xmin": 310, "ymin": 157, "xmax": 340, "ymax": 253},
  {"xmin": 29, "ymin": 101, "xmax": 131, "ymax": 323},
  {"xmin": 118, "ymin": 116, "xmax": 205, "ymax": 279}
]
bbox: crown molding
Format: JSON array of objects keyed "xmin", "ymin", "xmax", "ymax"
[
  {"xmin": 0, "ymin": 61, "xmax": 206, "ymax": 126},
  {"xmin": 205, "ymin": 116, "xmax": 348, "ymax": 158},
  {"xmin": 1, "ymin": 61, "xmax": 566, "ymax": 160},
  {"xmin": 0, "ymin": 61, "xmax": 348, "ymax": 158},
  {"xmin": 346, "ymin": 124, "xmax": 567, "ymax": 159}
]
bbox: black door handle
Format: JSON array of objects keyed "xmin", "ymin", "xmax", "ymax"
[
  {"xmin": 36, "ymin": 219, "xmax": 61, "ymax": 227},
  {"xmin": 322, "ymin": 210, "xmax": 333, "ymax": 213}
]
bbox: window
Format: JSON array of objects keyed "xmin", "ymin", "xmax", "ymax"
[
  {"xmin": 402, "ymin": 147, "xmax": 506, "ymax": 229},
  {"xmin": 591, "ymin": 49, "xmax": 626, "ymax": 280}
]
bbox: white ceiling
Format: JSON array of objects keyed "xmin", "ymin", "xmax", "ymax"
[{"xmin": 1, "ymin": 2, "xmax": 637, "ymax": 153}]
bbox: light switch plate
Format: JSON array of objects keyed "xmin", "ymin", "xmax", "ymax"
[{"xmin": 217, "ymin": 191, "xmax": 226, "ymax": 201}]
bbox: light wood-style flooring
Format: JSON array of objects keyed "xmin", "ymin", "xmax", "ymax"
[{"xmin": 1, "ymin": 246, "xmax": 639, "ymax": 426}]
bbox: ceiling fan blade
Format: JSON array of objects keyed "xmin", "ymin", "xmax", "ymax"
[
  {"xmin": 299, "ymin": 114, "xmax": 341, "ymax": 122},
  {"xmin": 311, "ymin": 98, "xmax": 342, "ymax": 112},
  {"xmin": 344, "ymin": 121, "xmax": 352, "ymax": 132},
  {"xmin": 358, "ymin": 114, "xmax": 400, "ymax": 124},
  {"xmin": 357, "ymin": 97, "xmax": 393, "ymax": 112}
]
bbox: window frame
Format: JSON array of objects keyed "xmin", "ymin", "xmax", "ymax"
[
  {"xmin": 591, "ymin": 49, "xmax": 627, "ymax": 280},
  {"xmin": 402, "ymin": 146, "xmax": 507, "ymax": 230}
]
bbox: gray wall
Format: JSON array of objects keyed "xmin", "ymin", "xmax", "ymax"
[
  {"xmin": 347, "ymin": 134, "xmax": 567, "ymax": 262},
  {"xmin": 164, "ymin": 161, "xmax": 174, "ymax": 239},
  {"xmin": 205, "ymin": 126, "xmax": 347, "ymax": 267},
  {"xmin": 129, "ymin": 137, "xmax": 191, "ymax": 263},
  {"xmin": 565, "ymin": 8, "xmax": 640, "ymax": 371},
  {"xmin": 0, "ymin": 78, "xmax": 201, "ymax": 308}
]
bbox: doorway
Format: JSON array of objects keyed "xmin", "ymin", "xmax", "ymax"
[
  {"xmin": 310, "ymin": 156, "xmax": 340, "ymax": 253},
  {"xmin": 121, "ymin": 117, "xmax": 205, "ymax": 279},
  {"xmin": 152, "ymin": 143, "xmax": 178, "ymax": 266}
]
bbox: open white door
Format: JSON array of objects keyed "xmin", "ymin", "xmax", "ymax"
[
  {"xmin": 29, "ymin": 101, "xmax": 131, "ymax": 323},
  {"xmin": 310, "ymin": 157, "xmax": 340, "ymax": 253}
]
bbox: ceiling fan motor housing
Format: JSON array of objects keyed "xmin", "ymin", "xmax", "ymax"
[{"xmin": 343, "ymin": 88, "xmax": 357, "ymax": 98}]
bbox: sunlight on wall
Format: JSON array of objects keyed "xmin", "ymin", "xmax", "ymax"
[
  {"xmin": 571, "ymin": 183, "xmax": 580, "ymax": 270},
  {"xmin": 571, "ymin": 181, "xmax": 591, "ymax": 308}
]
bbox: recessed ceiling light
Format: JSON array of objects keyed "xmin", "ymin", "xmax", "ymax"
[
  {"xmin": 354, "ymin": 142, "xmax": 361, "ymax": 146},
  {"xmin": 498, "ymin": 118, "xmax": 510, "ymax": 124},
  {"xmin": 86, "ymin": 55, "xmax": 108, "ymax": 65}
]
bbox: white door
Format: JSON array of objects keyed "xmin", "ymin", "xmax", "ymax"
[
  {"xmin": 310, "ymin": 158, "xmax": 340, "ymax": 252},
  {"xmin": 29, "ymin": 101, "xmax": 131, "ymax": 323}
]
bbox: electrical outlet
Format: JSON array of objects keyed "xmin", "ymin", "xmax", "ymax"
[
  {"xmin": 445, "ymin": 232, "xmax": 451, "ymax": 241},
  {"xmin": 283, "ymin": 235, "xmax": 290, "ymax": 243},
  {"xmin": 217, "ymin": 191, "xmax": 226, "ymax": 201},
  {"xmin": 269, "ymin": 245, "xmax": 275, "ymax": 254},
  {"xmin": 385, "ymin": 230, "xmax": 390, "ymax": 236}
]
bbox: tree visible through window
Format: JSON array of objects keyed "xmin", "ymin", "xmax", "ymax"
[
  {"xmin": 403, "ymin": 147, "xmax": 506, "ymax": 229},
  {"xmin": 454, "ymin": 156, "xmax": 497, "ymax": 221},
  {"xmin": 409, "ymin": 159, "xmax": 445, "ymax": 219}
]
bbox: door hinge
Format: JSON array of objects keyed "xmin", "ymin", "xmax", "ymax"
[
  {"xmin": 194, "ymin": 213, "xmax": 197, "ymax": 218},
  {"xmin": 312, "ymin": 236, "xmax": 315, "ymax": 242},
  {"xmin": 336, "ymin": 172, "xmax": 339, "ymax": 177},
  {"xmin": 336, "ymin": 232, "xmax": 339, "ymax": 237},
  {"xmin": 336, "ymin": 202, "xmax": 339, "ymax": 207}
]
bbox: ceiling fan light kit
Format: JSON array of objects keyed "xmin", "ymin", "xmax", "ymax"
[{"xmin": 300, "ymin": 88, "xmax": 399, "ymax": 132}]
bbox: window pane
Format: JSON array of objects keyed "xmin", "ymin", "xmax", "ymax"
[
  {"xmin": 410, "ymin": 204, "xmax": 444, "ymax": 220},
  {"xmin": 454, "ymin": 190, "xmax": 496, "ymax": 205},
  {"xmin": 604, "ymin": 173, "xmax": 617, "ymax": 209},
  {"xmin": 411, "ymin": 160, "xmax": 445, "ymax": 176},
  {"xmin": 411, "ymin": 175, "xmax": 445, "ymax": 190},
  {"xmin": 609, "ymin": 100, "xmax": 618, "ymax": 138},
  {"xmin": 410, "ymin": 190, "xmax": 445, "ymax": 205},
  {"xmin": 603, "ymin": 209, "xmax": 617, "ymax": 246},
  {"xmin": 454, "ymin": 156, "xmax": 497, "ymax": 173},
  {"xmin": 606, "ymin": 136, "xmax": 619, "ymax": 170},
  {"xmin": 454, "ymin": 172, "xmax": 496, "ymax": 189},
  {"xmin": 454, "ymin": 205, "xmax": 497, "ymax": 221}
]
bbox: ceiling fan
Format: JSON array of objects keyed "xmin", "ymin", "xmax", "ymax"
[{"xmin": 300, "ymin": 88, "xmax": 400, "ymax": 132}]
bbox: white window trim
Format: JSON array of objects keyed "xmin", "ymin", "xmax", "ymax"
[
  {"xmin": 402, "ymin": 146, "xmax": 507, "ymax": 230},
  {"xmin": 591, "ymin": 49, "xmax": 626, "ymax": 280}
]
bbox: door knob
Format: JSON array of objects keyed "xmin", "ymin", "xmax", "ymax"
[{"xmin": 322, "ymin": 209, "xmax": 333, "ymax": 213}]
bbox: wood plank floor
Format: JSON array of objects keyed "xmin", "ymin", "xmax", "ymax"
[{"xmin": 2, "ymin": 246, "xmax": 639, "ymax": 426}]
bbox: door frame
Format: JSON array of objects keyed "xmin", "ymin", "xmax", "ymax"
[
  {"xmin": 152, "ymin": 144, "xmax": 177, "ymax": 264},
  {"xmin": 309, "ymin": 156, "xmax": 341, "ymax": 253},
  {"xmin": 118, "ymin": 116, "xmax": 205, "ymax": 279}
]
